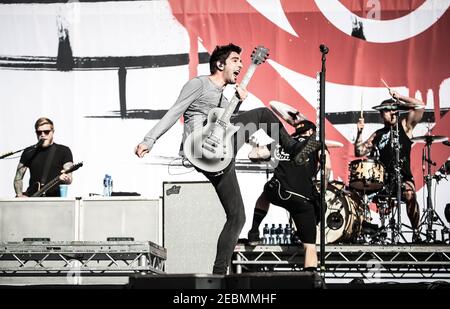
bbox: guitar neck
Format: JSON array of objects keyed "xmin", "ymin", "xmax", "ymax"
[
  {"xmin": 30, "ymin": 162, "xmax": 82, "ymax": 197},
  {"xmin": 31, "ymin": 177, "xmax": 61, "ymax": 197},
  {"xmin": 219, "ymin": 63, "xmax": 258, "ymax": 123}
]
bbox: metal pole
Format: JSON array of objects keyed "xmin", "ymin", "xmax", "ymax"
[
  {"xmin": 319, "ymin": 44, "xmax": 328, "ymax": 274},
  {"xmin": 425, "ymin": 140, "xmax": 434, "ymax": 241},
  {"xmin": 395, "ymin": 121, "xmax": 402, "ymax": 244}
]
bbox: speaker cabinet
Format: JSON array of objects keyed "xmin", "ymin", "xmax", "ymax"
[
  {"xmin": 0, "ymin": 198, "xmax": 76, "ymax": 241},
  {"xmin": 163, "ymin": 181, "xmax": 225, "ymax": 274},
  {"xmin": 80, "ymin": 197, "xmax": 161, "ymax": 244}
]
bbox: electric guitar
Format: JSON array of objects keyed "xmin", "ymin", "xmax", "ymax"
[
  {"xmin": 183, "ymin": 46, "xmax": 269, "ymax": 173},
  {"xmin": 31, "ymin": 162, "xmax": 83, "ymax": 197}
]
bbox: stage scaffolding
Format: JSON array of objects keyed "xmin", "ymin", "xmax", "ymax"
[
  {"xmin": 0, "ymin": 241, "xmax": 166, "ymax": 278},
  {"xmin": 232, "ymin": 244, "xmax": 450, "ymax": 282}
]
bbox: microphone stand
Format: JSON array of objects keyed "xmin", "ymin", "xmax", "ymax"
[
  {"xmin": 319, "ymin": 45, "xmax": 328, "ymax": 275},
  {"xmin": 391, "ymin": 118, "xmax": 403, "ymax": 243},
  {"xmin": 388, "ymin": 108, "xmax": 408, "ymax": 244},
  {"xmin": 0, "ymin": 148, "xmax": 26, "ymax": 159},
  {"xmin": 0, "ymin": 140, "xmax": 44, "ymax": 160}
]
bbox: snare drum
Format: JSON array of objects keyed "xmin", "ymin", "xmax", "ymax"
[{"xmin": 349, "ymin": 159, "xmax": 385, "ymax": 192}]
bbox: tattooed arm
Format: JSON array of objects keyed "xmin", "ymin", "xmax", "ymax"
[
  {"xmin": 14, "ymin": 163, "xmax": 28, "ymax": 197},
  {"xmin": 389, "ymin": 90, "xmax": 425, "ymax": 138},
  {"xmin": 354, "ymin": 117, "xmax": 376, "ymax": 157}
]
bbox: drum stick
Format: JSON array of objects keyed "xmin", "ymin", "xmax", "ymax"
[
  {"xmin": 360, "ymin": 92, "xmax": 363, "ymax": 119},
  {"xmin": 381, "ymin": 78, "xmax": 400, "ymax": 102},
  {"xmin": 380, "ymin": 78, "xmax": 390, "ymax": 90}
]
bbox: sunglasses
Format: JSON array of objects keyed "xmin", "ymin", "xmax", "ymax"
[{"xmin": 35, "ymin": 130, "xmax": 52, "ymax": 135}]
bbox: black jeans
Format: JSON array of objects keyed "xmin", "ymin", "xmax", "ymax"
[{"xmin": 203, "ymin": 107, "xmax": 295, "ymax": 274}]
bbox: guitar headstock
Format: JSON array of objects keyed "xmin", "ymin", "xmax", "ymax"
[
  {"xmin": 65, "ymin": 162, "xmax": 83, "ymax": 173},
  {"xmin": 251, "ymin": 46, "xmax": 269, "ymax": 65}
]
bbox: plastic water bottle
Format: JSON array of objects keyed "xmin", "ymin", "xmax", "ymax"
[
  {"xmin": 270, "ymin": 224, "xmax": 276, "ymax": 245},
  {"xmin": 262, "ymin": 224, "xmax": 270, "ymax": 244},
  {"xmin": 109, "ymin": 176, "xmax": 113, "ymax": 196},
  {"xmin": 276, "ymin": 224, "xmax": 284, "ymax": 244},
  {"xmin": 284, "ymin": 224, "xmax": 292, "ymax": 245},
  {"xmin": 103, "ymin": 174, "xmax": 112, "ymax": 197},
  {"xmin": 102, "ymin": 174, "xmax": 109, "ymax": 196}
]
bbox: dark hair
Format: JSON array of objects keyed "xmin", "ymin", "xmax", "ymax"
[
  {"xmin": 209, "ymin": 43, "xmax": 242, "ymax": 74},
  {"xmin": 34, "ymin": 117, "xmax": 54, "ymax": 130}
]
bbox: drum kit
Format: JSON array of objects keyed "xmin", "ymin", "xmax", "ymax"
[
  {"xmin": 270, "ymin": 99, "xmax": 448, "ymax": 244},
  {"xmin": 320, "ymin": 102, "xmax": 449, "ymax": 245}
]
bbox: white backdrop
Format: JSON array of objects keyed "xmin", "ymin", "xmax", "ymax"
[{"xmin": 0, "ymin": 1, "xmax": 449, "ymax": 240}]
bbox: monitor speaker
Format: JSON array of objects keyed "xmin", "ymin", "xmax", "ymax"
[{"xmin": 163, "ymin": 181, "xmax": 225, "ymax": 274}]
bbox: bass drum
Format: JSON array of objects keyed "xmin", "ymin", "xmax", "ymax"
[{"xmin": 316, "ymin": 182, "xmax": 362, "ymax": 244}]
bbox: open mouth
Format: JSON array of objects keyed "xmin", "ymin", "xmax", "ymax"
[{"xmin": 233, "ymin": 70, "xmax": 240, "ymax": 78}]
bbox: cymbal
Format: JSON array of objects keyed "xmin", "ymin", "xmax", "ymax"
[
  {"xmin": 325, "ymin": 140, "xmax": 344, "ymax": 148},
  {"xmin": 372, "ymin": 102, "xmax": 424, "ymax": 111},
  {"xmin": 269, "ymin": 100, "xmax": 305, "ymax": 127},
  {"xmin": 411, "ymin": 135, "xmax": 448, "ymax": 143}
]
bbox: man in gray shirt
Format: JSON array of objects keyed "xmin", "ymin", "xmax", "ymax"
[{"xmin": 135, "ymin": 43, "xmax": 320, "ymax": 274}]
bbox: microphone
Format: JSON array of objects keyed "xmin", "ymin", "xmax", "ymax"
[
  {"xmin": 34, "ymin": 139, "xmax": 45, "ymax": 149},
  {"xmin": 319, "ymin": 44, "xmax": 329, "ymax": 54},
  {"xmin": 443, "ymin": 141, "xmax": 450, "ymax": 147}
]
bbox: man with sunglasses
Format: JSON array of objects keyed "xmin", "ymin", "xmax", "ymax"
[{"xmin": 14, "ymin": 117, "xmax": 73, "ymax": 197}]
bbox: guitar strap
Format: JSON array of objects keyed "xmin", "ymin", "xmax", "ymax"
[
  {"xmin": 40, "ymin": 144, "xmax": 57, "ymax": 189},
  {"xmin": 218, "ymin": 92, "xmax": 223, "ymax": 108},
  {"xmin": 218, "ymin": 88, "xmax": 241, "ymax": 114}
]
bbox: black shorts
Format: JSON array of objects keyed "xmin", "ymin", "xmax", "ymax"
[{"xmin": 264, "ymin": 178, "xmax": 317, "ymax": 244}]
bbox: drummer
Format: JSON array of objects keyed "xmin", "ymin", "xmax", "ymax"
[{"xmin": 354, "ymin": 89, "xmax": 425, "ymax": 242}]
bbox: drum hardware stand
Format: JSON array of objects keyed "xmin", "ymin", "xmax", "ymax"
[
  {"xmin": 360, "ymin": 191, "xmax": 373, "ymax": 222},
  {"xmin": 417, "ymin": 137, "xmax": 447, "ymax": 242},
  {"xmin": 365, "ymin": 191, "xmax": 390, "ymax": 244},
  {"xmin": 357, "ymin": 190, "xmax": 376, "ymax": 243},
  {"xmin": 388, "ymin": 113, "xmax": 407, "ymax": 244},
  {"xmin": 376, "ymin": 201, "xmax": 390, "ymax": 244}
]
